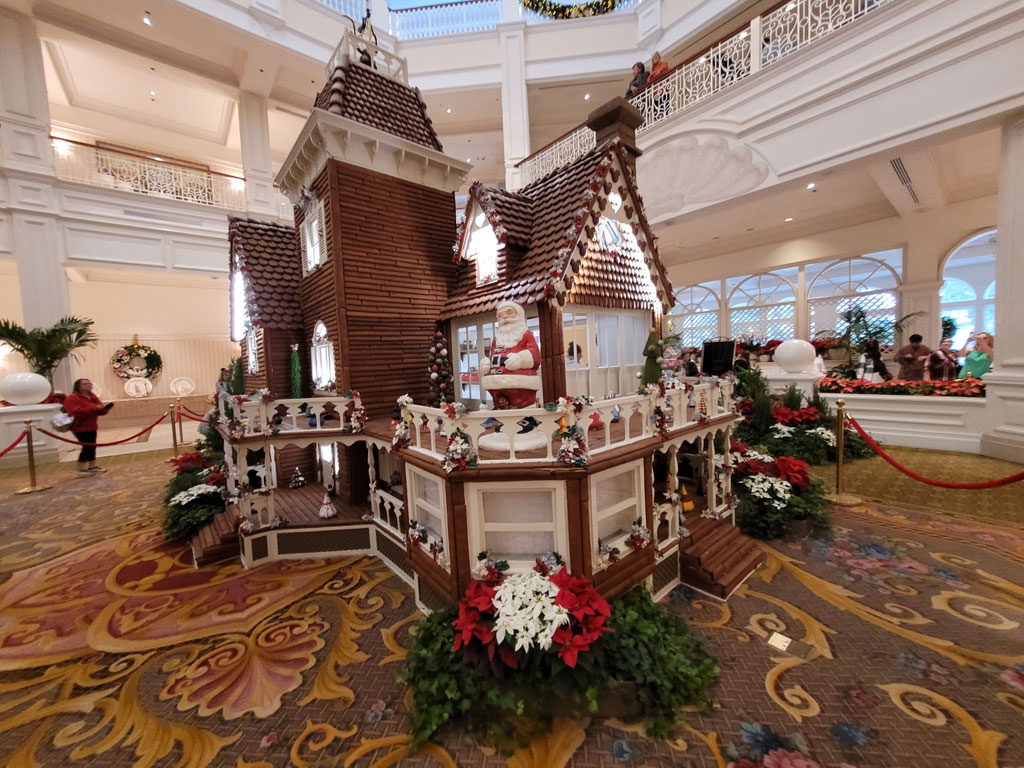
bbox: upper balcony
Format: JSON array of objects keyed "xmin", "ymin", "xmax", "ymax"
[{"xmin": 516, "ymin": 0, "xmax": 895, "ymax": 186}]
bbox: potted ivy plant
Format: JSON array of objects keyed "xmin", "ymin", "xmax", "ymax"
[{"xmin": 0, "ymin": 316, "xmax": 98, "ymax": 393}]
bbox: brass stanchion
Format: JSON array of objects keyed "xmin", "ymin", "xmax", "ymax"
[
  {"xmin": 169, "ymin": 405, "xmax": 179, "ymax": 457},
  {"xmin": 16, "ymin": 420, "xmax": 52, "ymax": 495},
  {"xmin": 175, "ymin": 397, "xmax": 185, "ymax": 444},
  {"xmin": 827, "ymin": 399, "xmax": 861, "ymax": 507}
]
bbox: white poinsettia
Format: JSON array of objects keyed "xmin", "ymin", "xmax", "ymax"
[
  {"xmin": 491, "ymin": 572, "xmax": 570, "ymax": 652},
  {"xmin": 169, "ymin": 483, "xmax": 222, "ymax": 507},
  {"xmin": 739, "ymin": 473, "xmax": 792, "ymax": 510},
  {"xmin": 808, "ymin": 426, "xmax": 837, "ymax": 446},
  {"xmin": 770, "ymin": 424, "xmax": 796, "ymax": 438}
]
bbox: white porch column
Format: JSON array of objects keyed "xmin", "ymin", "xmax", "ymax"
[
  {"xmin": 981, "ymin": 114, "xmax": 1024, "ymax": 461},
  {"xmin": 238, "ymin": 92, "xmax": 281, "ymax": 220},
  {"xmin": 0, "ymin": 9, "xmax": 74, "ymax": 393},
  {"xmin": 498, "ymin": 22, "xmax": 530, "ymax": 190},
  {"xmin": 899, "ymin": 280, "xmax": 942, "ymax": 348}
]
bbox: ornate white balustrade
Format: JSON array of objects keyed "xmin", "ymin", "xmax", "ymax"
[
  {"xmin": 370, "ymin": 485, "xmax": 406, "ymax": 538},
  {"xmin": 516, "ymin": 0, "xmax": 894, "ymax": 186},
  {"xmin": 390, "ymin": 0, "xmax": 502, "ymax": 39},
  {"xmin": 216, "ymin": 392, "xmax": 362, "ymax": 438},
  {"xmin": 326, "ymin": 29, "xmax": 408, "ymax": 83},
  {"xmin": 239, "ymin": 490, "xmax": 275, "ymax": 528},
  {"xmin": 399, "ymin": 379, "xmax": 734, "ymax": 466},
  {"xmin": 51, "ymin": 138, "xmax": 247, "ymax": 210}
]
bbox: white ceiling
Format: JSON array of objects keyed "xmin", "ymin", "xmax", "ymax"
[{"xmin": 651, "ymin": 128, "xmax": 1002, "ymax": 267}]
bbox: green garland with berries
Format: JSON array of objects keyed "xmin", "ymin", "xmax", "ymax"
[{"xmin": 521, "ymin": 0, "xmax": 621, "ymax": 20}]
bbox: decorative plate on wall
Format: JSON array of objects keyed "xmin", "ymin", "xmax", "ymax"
[
  {"xmin": 123, "ymin": 377, "xmax": 153, "ymax": 398},
  {"xmin": 170, "ymin": 377, "xmax": 196, "ymax": 396}
]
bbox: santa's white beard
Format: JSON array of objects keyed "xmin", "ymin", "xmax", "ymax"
[{"xmin": 495, "ymin": 317, "xmax": 528, "ymax": 349}]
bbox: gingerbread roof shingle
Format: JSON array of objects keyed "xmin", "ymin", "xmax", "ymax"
[
  {"xmin": 314, "ymin": 60, "xmax": 442, "ymax": 152},
  {"xmin": 442, "ymin": 140, "xmax": 672, "ymax": 319},
  {"xmin": 228, "ymin": 217, "xmax": 303, "ymax": 330}
]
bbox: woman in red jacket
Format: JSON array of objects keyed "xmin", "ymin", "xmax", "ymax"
[{"xmin": 63, "ymin": 378, "xmax": 113, "ymax": 477}]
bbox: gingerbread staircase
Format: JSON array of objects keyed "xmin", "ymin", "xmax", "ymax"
[
  {"xmin": 189, "ymin": 509, "xmax": 240, "ymax": 567},
  {"xmin": 677, "ymin": 515, "xmax": 765, "ymax": 598}
]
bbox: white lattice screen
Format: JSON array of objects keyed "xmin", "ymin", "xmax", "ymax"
[{"xmin": 809, "ymin": 292, "xmax": 898, "ymax": 342}]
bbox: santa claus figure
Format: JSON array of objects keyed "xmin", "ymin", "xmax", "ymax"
[{"xmin": 481, "ymin": 301, "xmax": 541, "ymax": 409}]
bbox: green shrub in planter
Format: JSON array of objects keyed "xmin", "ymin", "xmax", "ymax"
[
  {"xmin": 402, "ymin": 586, "xmax": 717, "ymax": 753},
  {"xmin": 163, "ymin": 502, "xmax": 222, "ymax": 543}
]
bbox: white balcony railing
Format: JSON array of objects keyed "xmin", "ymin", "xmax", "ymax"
[
  {"xmin": 390, "ymin": 0, "xmax": 502, "ymax": 39},
  {"xmin": 326, "ymin": 28, "xmax": 409, "ymax": 83},
  {"xmin": 517, "ymin": 0, "xmax": 894, "ymax": 186},
  {"xmin": 399, "ymin": 378, "xmax": 733, "ymax": 467},
  {"xmin": 216, "ymin": 391, "xmax": 361, "ymax": 438},
  {"xmin": 51, "ymin": 138, "xmax": 247, "ymax": 210}
]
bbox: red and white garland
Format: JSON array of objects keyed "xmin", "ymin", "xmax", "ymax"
[{"xmin": 442, "ymin": 427, "xmax": 478, "ymax": 473}]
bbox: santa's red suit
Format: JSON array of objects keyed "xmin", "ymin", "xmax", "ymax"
[{"xmin": 482, "ymin": 302, "xmax": 541, "ymax": 409}]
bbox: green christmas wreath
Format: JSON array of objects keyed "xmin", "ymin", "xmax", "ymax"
[
  {"xmin": 111, "ymin": 343, "xmax": 163, "ymax": 380},
  {"xmin": 521, "ymin": 0, "xmax": 621, "ymax": 19}
]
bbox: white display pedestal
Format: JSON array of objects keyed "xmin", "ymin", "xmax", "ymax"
[
  {"xmin": 0, "ymin": 404, "xmax": 61, "ymax": 468},
  {"xmin": 756, "ymin": 363, "xmax": 824, "ymax": 399}
]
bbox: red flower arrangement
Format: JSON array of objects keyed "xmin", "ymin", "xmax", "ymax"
[
  {"xmin": 818, "ymin": 377, "xmax": 986, "ymax": 398},
  {"xmin": 772, "ymin": 406, "xmax": 820, "ymax": 426},
  {"xmin": 204, "ymin": 470, "xmax": 227, "ymax": 487},
  {"xmin": 452, "ymin": 568, "xmax": 611, "ymax": 670},
  {"xmin": 772, "ymin": 456, "xmax": 811, "ymax": 490},
  {"xmin": 759, "ymin": 339, "xmax": 783, "ymax": 355},
  {"xmin": 169, "ymin": 451, "xmax": 212, "ymax": 476},
  {"xmin": 810, "ymin": 337, "xmax": 840, "ymax": 352}
]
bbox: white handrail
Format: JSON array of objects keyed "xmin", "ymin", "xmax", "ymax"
[{"xmin": 517, "ymin": 0, "xmax": 894, "ymax": 186}]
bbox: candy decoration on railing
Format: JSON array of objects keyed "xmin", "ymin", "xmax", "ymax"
[
  {"xmin": 652, "ymin": 405, "xmax": 670, "ymax": 441},
  {"xmin": 520, "ymin": 0, "xmax": 621, "ymax": 22},
  {"xmin": 347, "ymin": 391, "xmax": 367, "ymax": 433},
  {"xmin": 557, "ymin": 422, "xmax": 588, "ymax": 467},
  {"xmin": 442, "ymin": 427, "xmax": 478, "ymax": 474}
]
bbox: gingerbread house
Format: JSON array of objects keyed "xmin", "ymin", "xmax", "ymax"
[{"xmin": 211, "ymin": 32, "xmax": 763, "ymax": 609}]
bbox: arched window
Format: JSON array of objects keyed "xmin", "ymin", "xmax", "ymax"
[
  {"xmin": 808, "ymin": 257, "xmax": 901, "ymax": 343},
  {"xmin": 310, "ymin": 321, "xmax": 336, "ymax": 392},
  {"xmin": 246, "ymin": 326, "xmax": 259, "ymax": 373},
  {"xmin": 727, "ymin": 272, "xmax": 796, "ymax": 342},
  {"xmin": 666, "ymin": 284, "xmax": 719, "ymax": 347},
  {"xmin": 941, "ymin": 230, "xmax": 996, "ymax": 349}
]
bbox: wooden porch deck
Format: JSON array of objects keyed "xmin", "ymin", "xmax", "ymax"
[{"xmin": 270, "ymin": 482, "xmax": 370, "ymax": 528}]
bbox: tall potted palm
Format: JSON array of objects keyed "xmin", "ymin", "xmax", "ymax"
[
  {"xmin": 816, "ymin": 306, "xmax": 923, "ymax": 378},
  {"xmin": 0, "ymin": 316, "xmax": 98, "ymax": 390}
]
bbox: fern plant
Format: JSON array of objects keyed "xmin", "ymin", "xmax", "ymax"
[
  {"xmin": 0, "ymin": 316, "xmax": 98, "ymax": 386},
  {"xmin": 816, "ymin": 305, "xmax": 923, "ymax": 373}
]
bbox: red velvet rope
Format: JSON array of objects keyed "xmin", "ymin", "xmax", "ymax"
[
  {"xmin": 847, "ymin": 416, "xmax": 1024, "ymax": 489},
  {"xmin": 177, "ymin": 409, "xmax": 210, "ymax": 424},
  {"xmin": 36, "ymin": 413, "xmax": 169, "ymax": 447},
  {"xmin": 0, "ymin": 430, "xmax": 28, "ymax": 459},
  {"xmin": 180, "ymin": 404, "xmax": 209, "ymax": 419}
]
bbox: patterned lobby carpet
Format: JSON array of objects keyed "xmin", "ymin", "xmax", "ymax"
[
  {"xmin": 1, "ymin": 454, "xmax": 1023, "ymax": 767},
  {"xmin": 808, "ymin": 446, "xmax": 1024, "ymax": 527}
]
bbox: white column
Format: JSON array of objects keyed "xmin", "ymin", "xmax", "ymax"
[
  {"xmin": 899, "ymin": 280, "xmax": 942, "ymax": 347},
  {"xmin": 795, "ymin": 265, "xmax": 808, "ymax": 339},
  {"xmin": 1, "ymin": 10, "xmax": 74, "ymax": 393},
  {"xmin": 238, "ymin": 92, "xmax": 281, "ymax": 220},
  {"xmin": 981, "ymin": 114, "xmax": 1024, "ymax": 461},
  {"xmin": 498, "ymin": 22, "xmax": 530, "ymax": 190}
]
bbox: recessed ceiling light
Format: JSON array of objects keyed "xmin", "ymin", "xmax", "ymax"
[
  {"xmin": 785, "ymin": 217, "xmax": 794, "ymax": 222},
  {"xmin": 806, "ymin": 182, "xmax": 815, "ymax": 190},
  {"xmin": 149, "ymin": 90, "xmax": 156, "ymax": 96},
  {"xmin": 142, "ymin": 11, "xmax": 152, "ymax": 25},
  {"xmin": 446, "ymin": 108, "xmax": 452, "ymax": 113},
  {"xmin": 466, "ymin": 157, "xmax": 471, "ymax": 162},
  {"xmin": 152, "ymin": 156, "xmax": 163, "ymax": 161},
  {"xmin": 584, "ymin": 93, "xmax": 591, "ymax": 100}
]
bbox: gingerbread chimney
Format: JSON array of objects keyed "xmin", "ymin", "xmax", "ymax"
[{"xmin": 586, "ymin": 97, "xmax": 644, "ymax": 174}]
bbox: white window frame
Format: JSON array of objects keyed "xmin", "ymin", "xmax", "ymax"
[
  {"xmin": 246, "ymin": 326, "xmax": 259, "ymax": 373},
  {"xmin": 407, "ymin": 465, "xmax": 448, "ymax": 565},
  {"xmin": 466, "ymin": 480, "xmax": 568, "ymax": 573},
  {"xmin": 310, "ymin": 320, "xmax": 336, "ymax": 393},
  {"xmin": 300, "ymin": 199, "xmax": 327, "ymax": 275},
  {"xmin": 588, "ymin": 459, "xmax": 645, "ymax": 559},
  {"xmin": 452, "ymin": 308, "xmax": 541, "ymax": 408}
]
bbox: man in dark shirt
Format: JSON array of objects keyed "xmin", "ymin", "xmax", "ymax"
[{"xmin": 893, "ymin": 334, "xmax": 931, "ymax": 380}]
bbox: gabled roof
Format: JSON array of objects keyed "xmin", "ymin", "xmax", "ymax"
[
  {"xmin": 443, "ymin": 139, "xmax": 672, "ymax": 319},
  {"xmin": 314, "ymin": 58, "xmax": 443, "ymax": 152},
  {"xmin": 228, "ymin": 217, "xmax": 303, "ymax": 331}
]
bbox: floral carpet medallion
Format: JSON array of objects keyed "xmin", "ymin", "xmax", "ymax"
[{"xmin": 0, "ymin": 454, "xmax": 1023, "ymax": 767}]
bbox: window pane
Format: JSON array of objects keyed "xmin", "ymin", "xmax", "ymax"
[
  {"xmin": 941, "ymin": 308, "xmax": 975, "ymax": 350},
  {"xmin": 595, "ymin": 469, "xmax": 635, "ymax": 509},
  {"xmin": 940, "ymin": 278, "xmax": 976, "ymax": 302},
  {"xmin": 596, "ymin": 315, "xmax": 619, "ymax": 366},
  {"xmin": 597, "ymin": 504, "xmax": 639, "ymax": 542},
  {"xmin": 485, "ymin": 530, "xmax": 555, "ymax": 559},
  {"xmin": 481, "ymin": 489, "xmax": 553, "ymax": 525}
]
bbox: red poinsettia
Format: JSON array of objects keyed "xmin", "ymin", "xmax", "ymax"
[
  {"xmin": 772, "ymin": 406, "xmax": 820, "ymax": 426},
  {"xmin": 731, "ymin": 439, "xmax": 749, "ymax": 454},
  {"xmin": 169, "ymin": 451, "xmax": 212, "ymax": 476},
  {"xmin": 204, "ymin": 470, "xmax": 227, "ymax": 487},
  {"xmin": 770, "ymin": 455, "xmax": 811, "ymax": 490}
]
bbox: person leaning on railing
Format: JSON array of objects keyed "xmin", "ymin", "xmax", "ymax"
[
  {"xmin": 625, "ymin": 62, "xmax": 648, "ymax": 98},
  {"xmin": 647, "ymin": 52, "xmax": 671, "ymax": 120},
  {"xmin": 63, "ymin": 378, "xmax": 114, "ymax": 477}
]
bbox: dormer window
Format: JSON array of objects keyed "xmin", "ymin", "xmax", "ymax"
[
  {"xmin": 301, "ymin": 198, "xmax": 327, "ymax": 274},
  {"xmin": 598, "ymin": 217, "xmax": 623, "ymax": 248},
  {"xmin": 310, "ymin": 320, "xmax": 336, "ymax": 392},
  {"xmin": 467, "ymin": 212, "xmax": 499, "ymax": 285}
]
